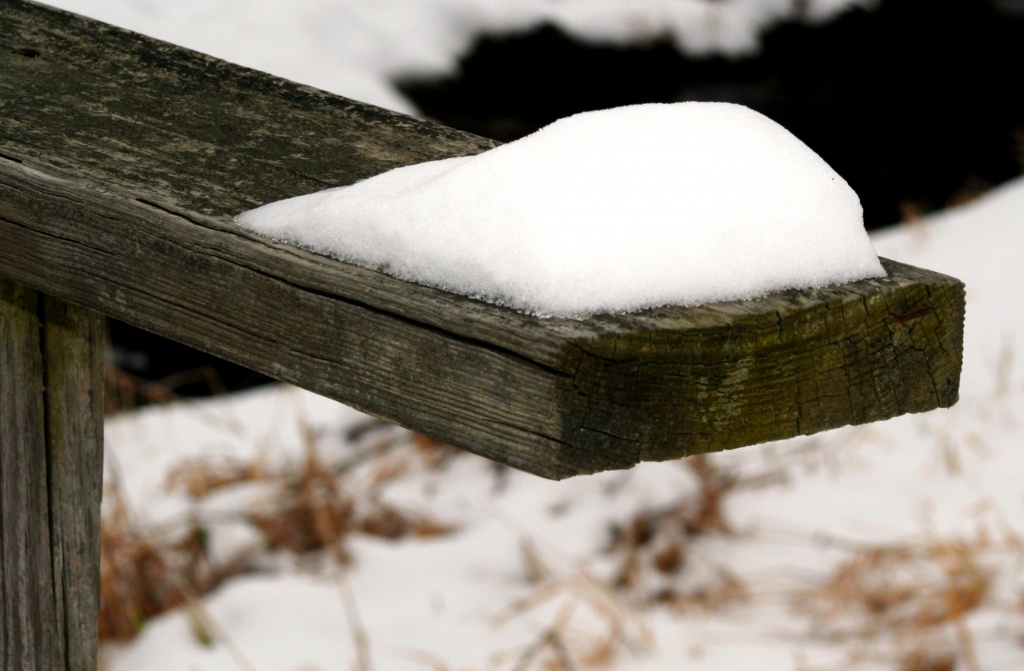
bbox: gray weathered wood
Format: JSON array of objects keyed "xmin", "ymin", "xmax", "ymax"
[
  {"xmin": 0, "ymin": 0, "xmax": 965, "ymax": 479},
  {"xmin": 0, "ymin": 279, "xmax": 104, "ymax": 671}
]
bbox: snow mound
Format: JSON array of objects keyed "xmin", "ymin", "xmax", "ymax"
[{"xmin": 236, "ymin": 102, "xmax": 884, "ymax": 316}]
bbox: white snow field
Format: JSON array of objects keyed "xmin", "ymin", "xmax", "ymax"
[
  {"xmin": 237, "ymin": 102, "xmax": 883, "ymax": 316},
  {"xmin": 101, "ymin": 178, "xmax": 1023, "ymax": 670}
]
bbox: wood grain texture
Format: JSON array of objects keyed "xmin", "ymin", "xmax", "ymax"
[
  {"xmin": 0, "ymin": 0, "xmax": 965, "ymax": 479},
  {"xmin": 0, "ymin": 279, "xmax": 104, "ymax": 671},
  {"xmin": 39, "ymin": 294, "xmax": 105, "ymax": 671}
]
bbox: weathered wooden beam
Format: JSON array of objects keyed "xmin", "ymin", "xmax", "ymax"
[
  {"xmin": 0, "ymin": 279, "xmax": 104, "ymax": 671},
  {"xmin": 0, "ymin": 0, "xmax": 965, "ymax": 479}
]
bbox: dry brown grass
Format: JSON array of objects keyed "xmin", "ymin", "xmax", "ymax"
[
  {"xmin": 896, "ymin": 648, "xmax": 957, "ymax": 671},
  {"xmin": 100, "ymin": 421, "xmax": 458, "ymax": 642},
  {"xmin": 795, "ymin": 535, "xmax": 999, "ymax": 671},
  {"xmin": 493, "ymin": 566, "xmax": 653, "ymax": 671},
  {"xmin": 105, "ymin": 360, "xmax": 229, "ymax": 415},
  {"xmin": 243, "ymin": 445, "xmax": 456, "ymax": 559},
  {"xmin": 164, "ymin": 425, "xmax": 458, "ymax": 556},
  {"xmin": 799, "ymin": 540, "xmax": 990, "ymax": 633},
  {"xmin": 490, "ymin": 454, "xmax": 752, "ymax": 670},
  {"xmin": 603, "ymin": 455, "xmax": 747, "ymax": 610},
  {"xmin": 98, "ymin": 482, "xmax": 255, "ymax": 641}
]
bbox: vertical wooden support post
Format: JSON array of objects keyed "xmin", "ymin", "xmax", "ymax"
[{"xmin": 1, "ymin": 278, "xmax": 104, "ymax": 671}]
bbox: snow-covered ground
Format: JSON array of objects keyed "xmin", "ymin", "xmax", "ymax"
[
  {"xmin": 99, "ymin": 177, "xmax": 1024, "ymax": 671},
  {"xmin": 31, "ymin": 0, "xmax": 1021, "ymax": 669}
]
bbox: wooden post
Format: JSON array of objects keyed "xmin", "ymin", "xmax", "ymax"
[{"xmin": 1, "ymin": 279, "xmax": 104, "ymax": 671}]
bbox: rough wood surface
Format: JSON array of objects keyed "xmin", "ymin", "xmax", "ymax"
[
  {"xmin": 0, "ymin": 279, "xmax": 104, "ymax": 671},
  {"xmin": 0, "ymin": 0, "xmax": 965, "ymax": 479}
]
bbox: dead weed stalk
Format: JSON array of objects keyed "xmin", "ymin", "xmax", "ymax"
[
  {"xmin": 99, "ymin": 482, "xmax": 255, "ymax": 642},
  {"xmin": 795, "ymin": 535, "xmax": 998, "ymax": 671},
  {"xmin": 494, "ymin": 563, "xmax": 653, "ymax": 671},
  {"xmin": 491, "ymin": 454, "xmax": 749, "ymax": 670},
  {"xmin": 164, "ymin": 428, "xmax": 458, "ymax": 561},
  {"xmin": 604, "ymin": 455, "xmax": 748, "ymax": 610},
  {"xmin": 102, "ymin": 427, "xmax": 458, "ymax": 642}
]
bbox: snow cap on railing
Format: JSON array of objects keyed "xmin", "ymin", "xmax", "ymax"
[{"xmin": 237, "ymin": 102, "xmax": 884, "ymax": 317}]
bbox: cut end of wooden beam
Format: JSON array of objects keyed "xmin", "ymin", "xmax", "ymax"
[{"xmin": 531, "ymin": 258, "xmax": 965, "ymax": 479}]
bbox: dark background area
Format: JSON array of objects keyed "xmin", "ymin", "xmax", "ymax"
[
  {"xmin": 109, "ymin": 0, "xmax": 1024, "ymax": 408},
  {"xmin": 400, "ymin": 0, "xmax": 1024, "ymax": 229}
]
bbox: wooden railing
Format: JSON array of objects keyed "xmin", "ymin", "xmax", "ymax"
[{"xmin": 0, "ymin": 1, "xmax": 964, "ymax": 668}]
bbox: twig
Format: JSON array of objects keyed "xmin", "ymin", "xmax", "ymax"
[
  {"xmin": 182, "ymin": 593, "xmax": 259, "ymax": 671},
  {"xmin": 338, "ymin": 572, "xmax": 375, "ymax": 671},
  {"xmin": 511, "ymin": 630, "xmax": 578, "ymax": 671}
]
